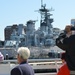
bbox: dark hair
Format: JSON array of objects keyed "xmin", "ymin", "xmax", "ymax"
[
  {"xmin": 61, "ymin": 52, "xmax": 66, "ymax": 60},
  {"xmin": 71, "ymin": 26, "xmax": 75, "ymax": 30}
]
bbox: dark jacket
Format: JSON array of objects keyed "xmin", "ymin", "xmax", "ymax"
[
  {"xmin": 56, "ymin": 35, "xmax": 75, "ymax": 70},
  {"xmin": 11, "ymin": 61, "xmax": 34, "ymax": 75}
]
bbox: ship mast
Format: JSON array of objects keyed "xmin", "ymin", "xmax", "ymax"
[
  {"xmin": 39, "ymin": 0, "xmax": 54, "ymax": 34},
  {"xmin": 34, "ymin": 0, "xmax": 54, "ymax": 46},
  {"xmin": 41, "ymin": 0, "xmax": 43, "ymax": 8}
]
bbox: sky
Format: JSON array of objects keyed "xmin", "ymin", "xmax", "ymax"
[{"xmin": 0, "ymin": 0, "xmax": 75, "ymax": 41}]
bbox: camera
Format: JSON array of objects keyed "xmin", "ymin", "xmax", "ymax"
[
  {"xmin": 55, "ymin": 30, "xmax": 66, "ymax": 45},
  {"xmin": 59, "ymin": 33, "xmax": 66, "ymax": 38},
  {"xmin": 58, "ymin": 31, "xmax": 66, "ymax": 40}
]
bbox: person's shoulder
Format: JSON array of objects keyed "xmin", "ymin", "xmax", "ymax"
[
  {"xmin": 68, "ymin": 34, "xmax": 75, "ymax": 41},
  {"xmin": 11, "ymin": 66, "xmax": 19, "ymax": 72},
  {"xmin": 71, "ymin": 34, "xmax": 75, "ymax": 37},
  {"xmin": 11, "ymin": 65, "xmax": 21, "ymax": 72},
  {"xmin": 11, "ymin": 66, "xmax": 21, "ymax": 75}
]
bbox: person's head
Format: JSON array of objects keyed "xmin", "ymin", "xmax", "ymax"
[
  {"xmin": 17, "ymin": 47, "xmax": 30, "ymax": 64},
  {"xmin": 65, "ymin": 25, "xmax": 72, "ymax": 33},
  {"xmin": 61, "ymin": 52, "xmax": 66, "ymax": 63}
]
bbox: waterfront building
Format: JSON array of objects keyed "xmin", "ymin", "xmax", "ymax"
[
  {"xmin": 71, "ymin": 19, "xmax": 75, "ymax": 26},
  {"xmin": 4, "ymin": 24, "xmax": 18, "ymax": 40}
]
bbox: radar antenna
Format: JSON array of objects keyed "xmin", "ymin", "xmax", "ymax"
[{"xmin": 41, "ymin": 0, "xmax": 43, "ymax": 8}]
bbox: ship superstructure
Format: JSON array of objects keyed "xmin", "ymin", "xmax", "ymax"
[
  {"xmin": 4, "ymin": 0, "xmax": 60, "ymax": 47},
  {"xmin": 37, "ymin": 0, "xmax": 54, "ymax": 46}
]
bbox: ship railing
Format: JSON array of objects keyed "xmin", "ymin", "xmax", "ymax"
[{"xmin": 0, "ymin": 58, "xmax": 62, "ymax": 75}]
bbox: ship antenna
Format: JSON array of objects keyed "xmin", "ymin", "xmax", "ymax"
[{"xmin": 41, "ymin": 0, "xmax": 43, "ymax": 8}]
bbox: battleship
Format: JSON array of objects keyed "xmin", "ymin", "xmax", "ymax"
[
  {"xmin": 0, "ymin": 0, "xmax": 63, "ymax": 59},
  {"xmin": 0, "ymin": 0, "xmax": 63, "ymax": 75}
]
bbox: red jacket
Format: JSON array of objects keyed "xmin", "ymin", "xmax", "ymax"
[{"xmin": 57, "ymin": 63, "xmax": 70, "ymax": 75}]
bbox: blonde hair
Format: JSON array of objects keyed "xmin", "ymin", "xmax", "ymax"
[{"xmin": 17, "ymin": 47, "xmax": 30, "ymax": 60}]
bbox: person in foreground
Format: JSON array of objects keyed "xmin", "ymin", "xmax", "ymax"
[
  {"xmin": 56, "ymin": 25, "xmax": 75, "ymax": 75},
  {"xmin": 11, "ymin": 47, "xmax": 34, "ymax": 75},
  {"xmin": 57, "ymin": 52, "xmax": 70, "ymax": 75}
]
